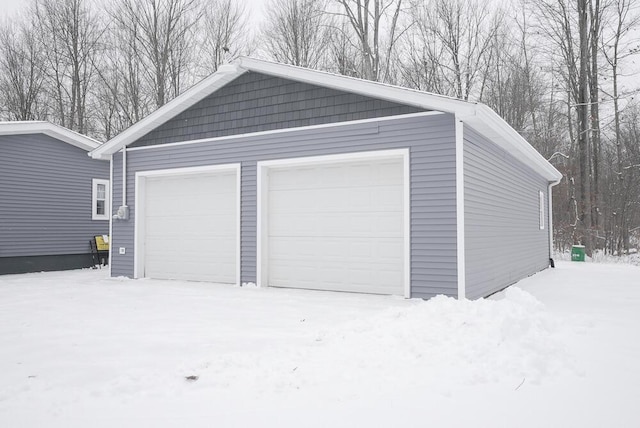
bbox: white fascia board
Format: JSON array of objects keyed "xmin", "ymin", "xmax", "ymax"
[
  {"xmin": 0, "ymin": 121, "xmax": 102, "ymax": 152},
  {"xmin": 238, "ymin": 57, "xmax": 478, "ymax": 118},
  {"xmin": 463, "ymin": 106, "xmax": 563, "ymax": 183},
  {"xmin": 89, "ymin": 64, "xmax": 247, "ymax": 160}
]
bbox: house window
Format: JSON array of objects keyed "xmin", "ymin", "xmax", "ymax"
[
  {"xmin": 539, "ymin": 190, "xmax": 545, "ymax": 230},
  {"xmin": 92, "ymin": 179, "xmax": 110, "ymax": 220}
]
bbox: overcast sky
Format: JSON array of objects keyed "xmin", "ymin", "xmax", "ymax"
[{"xmin": 0, "ymin": 0, "xmax": 268, "ymax": 23}]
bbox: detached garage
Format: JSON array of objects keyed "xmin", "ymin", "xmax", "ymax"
[{"xmin": 90, "ymin": 57, "xmax": 562, "ymax": 300}]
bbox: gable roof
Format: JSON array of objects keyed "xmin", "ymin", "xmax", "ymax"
[
  {"xmin": 0, "ymin": 121, "xmax": 102, "ymax": 152},
  {"xmin": 89, "ymin": 57, "xmax": 562, "ymax": 182}
]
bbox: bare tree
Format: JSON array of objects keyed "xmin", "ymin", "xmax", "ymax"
[
  {"xmin": 600, "ymin": 0, "xmax": 640, "ymax": 253},
  {"xmin": 262, "ymin": 0, "xmax": 332, "ymax": 68},
  {"xmin": 327, "ymin": 20, "xmax": 361, "ymax": 77},
  {"xmin": 530, "ymin": 0, "xmax": 601, "ymax": 251},
  {"xmin": 408, "ymin": 0, "xmax": 503, "ymax": 101},
  {"xmin": 91, "ymin": 21, "xmax": 153, "ymax": 139},
  {"xmin": 197, "ymin": 0, "xmax": 252, "ymax": 75},
  {"xmin": 112, "ymin": 0, "xmax": 201, "ymax": 109},
  {"xmin": 331, "ymin": 0, "xmax": 407, "ymax": 82},
  {"xmin": 601, "ymin": 0, "xmax": 640, "ymax": 178},
  {"xmin": 398, "ymin": 26, "xmax": 448, "ymax": 93},
  {"xmin": 0, "ymin": 20, "xmax": 45, "ymax": 121},
  {"xmin": 32, "ymin": 0, "xmax": 104, "ymax": 133}
]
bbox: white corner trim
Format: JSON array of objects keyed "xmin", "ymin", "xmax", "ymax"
[
  {"xmin": 256, "ymin": 163, "xmax": 266, "ymax": 288},
  {"xmin": 539, "ymin": 190, "xmax": 545, "ymax": 230},
  {"xmin": 455, "ymin": 119, "xmax": 466, "ymax": 300},
  {"xmin": 133, "ymin": 163, "xmax": 242, "ymax": 284},
  {"xmin": 133, "ymin": 173, "xmax": 144, "ymax": 279},
  {"xmin": 403, "ymin": 151, "xmax": 411, "ymax": 299},
  {"xmin": 256, "ymin": 148, "xmax": 411, "ymax": 297}
]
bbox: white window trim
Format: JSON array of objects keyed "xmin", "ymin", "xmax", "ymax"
[
  {"xmin": 92, "ymin": 178, "xmax": 110, "ymax": 221},
  {"xmin": 539, "ymin": 190, "xmax": 545, "ymax": 230}
]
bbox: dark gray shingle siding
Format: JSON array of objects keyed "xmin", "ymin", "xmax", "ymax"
[{"xmin": 131, "ymin": 72, "xmax": 425, "ymax": 147}]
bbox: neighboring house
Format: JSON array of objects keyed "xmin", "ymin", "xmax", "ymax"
[
  {"xmin": 90, "ymin": 57, "xmax": 562, "ymax": 300},
  {"xmin": 0, "ymin": 122, "xmax": 110, "ymax": 274}
]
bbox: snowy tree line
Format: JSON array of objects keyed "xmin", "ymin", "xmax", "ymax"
[{"xmin": 1, "ymin": 0, "xmax": 639, "ymax": 255}]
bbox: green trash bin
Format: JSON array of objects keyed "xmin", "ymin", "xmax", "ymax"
[{"xmin": 571, "ymin": 245, "xmax": 586, "ymax": 262}]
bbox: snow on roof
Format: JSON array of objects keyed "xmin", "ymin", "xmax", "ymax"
[
  {"xmin": 0, "ymin": 121, "xmax": 103, "ymax": 152},
  {"xmin": 89, "ymin": 57, "xmax": 562, "ymax": 182}
]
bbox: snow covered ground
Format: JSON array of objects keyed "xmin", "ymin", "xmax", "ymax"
[{"xmin": 0, "ymin": 261, "xmax": 638, "ymax": 427}]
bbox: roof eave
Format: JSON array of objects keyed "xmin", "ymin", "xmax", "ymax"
[
  {"xmin": 0, "ymin": 121, "xmax": 102, "ymax": 152},
  {"xmin": 466, "ymin": 106, "xmax": 563, "ymax": 183}
]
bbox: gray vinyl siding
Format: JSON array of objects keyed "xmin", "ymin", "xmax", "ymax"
[
  {"xmin": 111, "ymin": 113, "xmax": 458, "ymax": 299},
  {"xmin": 131, "ymin": 72, "xmax": 424, "ymax": 147},
  {"xmin": 0, "ymin": 134, "xmax": 109, "ymax": 258},
  {"xmin": 463, "ymin": 125, "xmax": 550, "ymax": 300}
]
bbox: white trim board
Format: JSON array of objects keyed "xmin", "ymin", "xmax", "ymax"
[
  {"xmin": 257, "ymin": 149, "xmax": 411, "ymax": 298},
  {"xmin": 133, "ymin": 163, "xmax": 241, "ymax": 285}
]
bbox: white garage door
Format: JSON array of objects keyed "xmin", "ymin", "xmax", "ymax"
[
  {"xmin": 267, "ymin": 157, "xmax": 405, "ymax": 295},
  {"xmin": 143, "ymin": 170, "xmax": 237, "ymax": 283}
]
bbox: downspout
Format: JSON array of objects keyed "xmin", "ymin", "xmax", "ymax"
[
  {"xmin": 548, "ymin": 178, "xmax": 562, "ymax": 267},
  {"xmin": 108, "ymin": 154, "xmax": 114, "ymax": 277},
  {"xmin": 112, "ymin": 146, "xmax": 129, "ymax": 220},
  {"xmin": 122, "ymin": 146, "xmax": 127, "ymax": 208}
]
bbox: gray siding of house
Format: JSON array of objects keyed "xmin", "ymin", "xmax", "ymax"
[
  {"xmin": 110, "ymin": 113, "xmax": 458, "ymax": 299},
  {"xmin": 463, "ymin": 125, "xmax": 550, "ymax": 299},
  {"xmin": 131, "ymin": 72, "xmax": 424, "ymax": 147},
  {"xmin": 0, "ymin": 134, "xmax": 110, "ymax": 271}
]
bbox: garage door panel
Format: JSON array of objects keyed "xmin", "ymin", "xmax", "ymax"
[
  {"xmin": 143, "ymin": 170, "xmax": 237, "ymax": 283},
  {"xmin": 145, "ymin": 214, "xmax": 235, "ymax": 237},
  {"xmin": 269, "ymin": 212, "xmax": 402, "ymax": 237},
  {"xmin": 270, "ymin": 236, "xmax": 403, "ymax": 259},
  {"xmin": 269, "ymin": 186, "xmax": 402, "ymax": 214}
]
